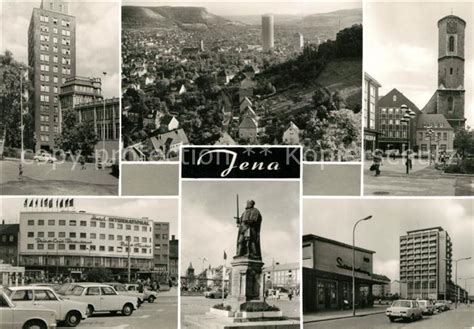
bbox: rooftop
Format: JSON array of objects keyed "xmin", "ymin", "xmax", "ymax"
[{"xmin": 303, "ymin": 234, "xmax": 375, "ymax": 254}]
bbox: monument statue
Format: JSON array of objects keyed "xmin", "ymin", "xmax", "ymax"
[{"xmin": 235, "ymin": 198, "xmax": 262, "ymax": 260}]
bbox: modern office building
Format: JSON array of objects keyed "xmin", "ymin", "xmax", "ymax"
[
  {"xmin": 28, "ymin": 0, "xmax": 76, "ymax": 151},
  {"xmin": 169, "ymin": 235, "xmax": 178, "ymax": 283},
  {"xmin": 303, "ymin": 234, "xmax": 389, "ymax": 313},
  {"xmin": 363, "ymin": 73, "xmax": 382, "ymax": 154},
  {"xmin": 59, "ymin": 76, "xmax": 120, "ymax": 159},
  {"xmin": 153, "ymin": 222, "xmax": 170, "ymax": 274},
  {"xmin": 18, "ymin": 199, "xmax": 154, "ymax": 279},
  {"xmin": 263, "ymin": 262, "xmax": 300, "ymax": 290},
  {"xmin": 399, "ymin": 227, "xmax": 453, "ymax": 300},
  {"xmin": 423, "ymin": 15, "xmax": 466, "ymax": 130},
  {"xmin": 262, "ymin": 14, "xmax": 274, "ymax": 52}
]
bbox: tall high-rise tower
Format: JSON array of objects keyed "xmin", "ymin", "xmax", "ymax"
[
  {"xmin": 28, "ymin": 0, "xmax": 76, "ymax": 151},
  {"xmin": 436, "ymin": 15, "xmax": 466, "ymax": 130},
  {"xmin": 262, "ymin": 14, "xmax": 274, "ymax": 52}
]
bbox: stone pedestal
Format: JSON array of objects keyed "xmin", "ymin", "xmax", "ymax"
[{"xmin": 230, "ymin": 256, "xmax": 264, "ymax": 303}]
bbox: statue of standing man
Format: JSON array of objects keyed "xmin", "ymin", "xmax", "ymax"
[{"xmin": 235, "ymin": 200, "xmax": 262, "ymax": 260}]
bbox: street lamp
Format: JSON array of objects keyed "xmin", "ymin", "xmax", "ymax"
[
  {"xmin": 426, "ymin": 128, "xmax": 435, "ymax": 164},
  {"xmin": 400, "ymin": 104, "xmax": 416, "ymax": 174},
  {"xmin": 454, "ymin": 257, "xmax": 471, "ymax": 308},
  {"xmin": 352, "ymin": 215, "xmax": 373, "ymax": 316},
  {"xmin": 102, "ymin": 72, "xmax": 107, "ymax": 163}
]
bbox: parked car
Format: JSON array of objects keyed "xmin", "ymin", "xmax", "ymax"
[
  {"xmin": 64, "ymin": 284, "xmax": 138, "ymax": 316},
  {"xmin": 29, "ymin": 283, "xmax": 61, "ymax": 292},
  {"xmin": 103, "ymin": 283, "xmax": 145, "ymax": 306},
  {"xmin": 5, "ymin": 286, "xmax": 88, "ymax": 327},
  {"xmin": 33, "ymin": 153, "xmax": 58, "ymax": 163},
  {"xmin": 0, "ymin": 288, "xmax": 58, "ymax": 329},
  {"xmin": 417, "ymin": 300, "xmax": 435, "ymax": 315},
  {"xmin": 435, "ymin": 300, "xmax": 451, "ymax": 312},
  {"xmin": 125, "ymin": 284, "xmax": 158, "ymax": 303},
  {"xmin": 204, "ymin": 289, "xmax": 228, "ymax": 299},
  {"xmin": 96, "ymin": 159, "xmax": 115, "ymax": 169},
  {"xmin": 386, "ymin": 300, "xmax": 423, "ymax": 322}
]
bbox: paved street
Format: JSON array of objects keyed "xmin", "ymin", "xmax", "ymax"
[
  {"xmin": 304, "ymin": 305, "xmax": 474, "ymax": 329},
  {"xmin": 181, "ymin": 295, "xmax": 301, "ymax": 320},
  {"xmin": 0, "ymin": 159, "xmax": 118, "ymax": 195},
  {"xmin": 57, "ymin": 293, "xmax": 177, "ymax": 329},
  {"xmin": 364, "ymin": 159, "xmax": 474, "ymax": 196}
]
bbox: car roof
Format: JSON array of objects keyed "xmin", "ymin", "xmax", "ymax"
[
  {"xmin": 72, "ymin": 283, "xmax": 113, "ymax": 288},
  {"xmin": 8, "ymin": 286, "xmax": 55, "ymax": 291}
]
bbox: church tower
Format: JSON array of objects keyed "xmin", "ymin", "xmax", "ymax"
[{"xmin": 436, "ymin": 15, "xmax": 466, "ymax": 129}]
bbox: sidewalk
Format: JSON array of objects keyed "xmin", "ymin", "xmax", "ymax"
[{"xmin": 303, "ymin": 305, "xmax": 387, "ymax": 323}]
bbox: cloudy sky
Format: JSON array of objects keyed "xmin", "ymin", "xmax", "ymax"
[
  {"xmin": 304, "ymin": 199, "xmax": 474, "ymax": 294},
  {"xmin": 122, "ymin": 0, "xmax": 361, "ymax": 16},
  {"xmin": 365, "ymin": 1, "xmax": 473, "ymax": 126},
  {"xmin": 0, "ymin": 198, "xmax": 179, "ymax": 236},
  {"xmin": 0, "ymin": 1, "xmax": 120, "ymax": 98},
  {"xmin": 181, "ymin": 180, "xmax": 300, "ymax": 275}
]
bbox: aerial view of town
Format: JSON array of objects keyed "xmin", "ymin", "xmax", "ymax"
[{"xmin": 121, "ymin": 2, "xmax": 363, "ymax": 161}]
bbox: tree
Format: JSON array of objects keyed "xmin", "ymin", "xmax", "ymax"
[
  {"xmin": 55, "ymin": 109, "xmax": 98, "ymax": 157},
  {"xmin": 454, "ymin": 126, "xmax": 474, "ymax": 159}
]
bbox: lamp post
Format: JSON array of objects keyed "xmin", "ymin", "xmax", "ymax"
[
  {"xmin": 426, "ymin": 128, "xmax": 434, "ymax": 164},
  {"xmin": 352, "ymin": 215, "xmax": 373, "ymax": 316},
  {"xmin": 101, "ymin": 72, "xmax": 107, "ymax": 163},
  {"xmin": 400, "ymin": 104, "xmax": 416, "ymax": 174},
  {"xmin": 454, "ymin": 257, "xmax": 471, "ymax": 308},
  {"xmin": 126, "ymin": 236, "xmax": 131, "ymax": 283}
]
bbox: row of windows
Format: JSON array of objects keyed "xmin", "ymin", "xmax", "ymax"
[
  {"xmin": 1, "ymin": 235, "xmax": 15, "ymax": 243},
  {"xmin": 40, "ymin": 85, "xmax": 59, "ymax": 93},
  {"xmin": 27, "ymin": 230, "xmax": 151, "ymax": 243},
  {"xmin": 38, "ymin": 25, "xmax": 71, "ymax": 35},
  {"xmin": 418, "ymin": 132, "xmax": 448, "ymax": 141},
  {"xmin": 40, "ymin": 75, "xmax": 66, "ymax": 85},
  {"xmin": 26, "ymin": 219, "xmax": 150, "ymax": 232},
  {"xmin": 40, "ymin": 65, "xmax": 71, "ymax": 75},
  {"xmin": 39, "ymin": 15, "xmax": 70, "ymax": 28},
  {"xmin": 40, "ymin": 54, "xmax": 71, "ymax": 65},
  {"xmin": 39, "ymin": 35, "xmax": 71, "ymax": 46},
  {"xmin": 40, "ymin": 94, "xmax": 58, "ymax": 104},
  {"xmin": 380, "ymin": 130, "xmax": 408, "ymax": 138},
  {"xmin": 39, "ymin": 135, "xmax": 50, "ymax": 142},
  {"xmin": 39, "ymin": 44, "xmax": 71, "ymax": 55},
  {"xmin": 27, "ymin": 243, "xmax": 150, "ymax": 254}
]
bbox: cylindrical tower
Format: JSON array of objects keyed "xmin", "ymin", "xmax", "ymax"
[{"xmin": 262, "ymin": 14, "xmax": 274, "ymax": 52}]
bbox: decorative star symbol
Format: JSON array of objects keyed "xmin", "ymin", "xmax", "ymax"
[
  {"xmin": 243, "ymin": 148, "xmax": 255, "ymax": 156},
  {"xmin": 260, "ymin": 148, "xmax": 272, "ymax": 156}
]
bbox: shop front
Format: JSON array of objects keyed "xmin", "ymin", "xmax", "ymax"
[{"xmin": 303, "ymin": 234, "xmax": 383, "ymax": 313}]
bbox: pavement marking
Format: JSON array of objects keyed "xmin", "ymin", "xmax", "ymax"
[{"xmin": 129, "ymin": 314, "xmax": 151, "ymax": 319}]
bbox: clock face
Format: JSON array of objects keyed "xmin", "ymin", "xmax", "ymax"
[{"xmin": 447, "ymin": 20, "xmax": 457, "ymax": 34}]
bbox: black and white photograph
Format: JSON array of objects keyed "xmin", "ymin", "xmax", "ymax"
[
  {"xmin": 180, "ymin": 179, "xmax": 301, "ymax": 328},
  {"xmin": 363, "ymin": 1, "xmax": 474, "ymax": 196},
  {"xmin": 0, "ymin": 197, "xmax": 178, "ymax": 329},
  {"xmin": 121, "ymin": 0, "xmax": 363, "ymax": 162},
  {"xmin": 302, "ymin": 198, "xmax": 474, "ymax": 328},
  {"xmin": 0, "ymin": 0, "xmax": 120, "ymax": 195}
]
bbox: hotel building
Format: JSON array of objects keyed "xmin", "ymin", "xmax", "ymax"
[
  {"xmin": 153, "ymin": 222, "xmax": 170, "ymax": 273},
  {"xmin": 399, "ymin": 227, "xmax": 453, "ymax": 300},
  {"xmin": 19, "ymin": 206, "xmax": 154, "ymax": 279}
]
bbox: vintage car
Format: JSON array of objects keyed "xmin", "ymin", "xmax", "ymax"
[
  {"xmin": 103, "ymin": 283, "xmax": 145, "ymax": 306},
  {"xmin": 417, "ymin": 299, "xmax": 435, "ymax": 315},
  {"xmin": 64, "ymin": 283, "xmax": 138, "ymax": 316},
  {"xmin": 125, "ymin": 284, "xmax": 158, "ymax": 303},
  {"xmin": 0, "ymin": 289, "xmax": 58, "ymax": 329},
  {"xmin": 386, "ymin": 300, "xmax": 423, "ymax": 322},
  {"xmin": 204, "ymin": 289, "xmax": 228, "ymax": 299},
  {"xmin": 33, "ymin": 153, "xmax": 58, "ymax": 163},
  {"xmin": 435, "ymin": 300, "xmax": 451, "ymax": 312},
  {"xmin": 6, "ymin": 286, "xmax": 88, "ymax": 327}
]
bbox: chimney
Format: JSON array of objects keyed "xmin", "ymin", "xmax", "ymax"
[{"xmin": 171, "ymin": 235, "xmax": 175, "ymax": 240}]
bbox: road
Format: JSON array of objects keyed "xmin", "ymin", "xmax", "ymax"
[
  {"xmin": 0, "ymin": 159, "xmax": 118, "ymax": 195},
  {"xmin": 57, "ymin": 294, "xmax": 177, "ymax": 329},
  {"xmin": 364, "ymin": 159, "xmax": 474, "ymax": 196},
  {"xmin": 181, "ymin": 295, "xmax": 300, "ymax": 321},
  {"xmin": 304, "ymin": 305, "xmax": 474, "ymax": 329}
]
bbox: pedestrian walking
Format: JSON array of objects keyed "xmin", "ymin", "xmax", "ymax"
[
  {"xmin": 406, "ymin": 150, "xmax": 414, "ymax": 174},
  {"xmin": 80, "ymin": 156, "xmax": 86, "ymax": 170},
  {"xmin": 370, "ymin": 150, "xmax": 383, "ymax": 176},
  {"xmin": 18, "ymin": 163, "xmax": 23, "ymax": 180}
]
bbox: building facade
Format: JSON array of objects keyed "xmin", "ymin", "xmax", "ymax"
[
  {"xmin": 399, "ymin": 227, "xmax": 453, "ymax": 300},
  {"xmin": 19, "ymin": 207, "xmax": 154, "ymax": 279},
  {"xmin": 263, "ymin": 262, "xmax": 300, "ymax": 291},
  {"xmin": 377, "ymin": 88, "xmax": 421, "ymax": 152},
  {"xmin": 424, "ymin": 15, "xmax": 466, "ymax": 130},
  {"xmin": 169, "ymin": 235, "xmax": 178, "ymax": 283},
  {"xmin": 153, "ymin": 222, "xmax": 170, "ymax": 273},
  {"xmin": 292, "ymin": 32, "xmax": 304, "ymax": 51},
  {"xmin": 363, "ymin": 73, "xmax": 381, "ymax": 154},
  {"xmin": 416, "ymin": 114, "xmax": 454, "ymax": 154},
  {"xmin": 261, "ymin": 14, "xmax": 274, "ymax": 52},
  {"xmin": 303, "ymin": 235, "xmax": 388, "ymax": 313},
  {"xmin": 0, "ymin": 223, "xmax": 20, "ymax": 266},
  {"xmin": 29, "ymin": 0, "xmax": 76, "ymax": 151}
]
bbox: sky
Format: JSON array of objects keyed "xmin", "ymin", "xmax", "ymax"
[
  {"xmin": 122, "ymin": 0, "xmax": 362, "ymax": 16},
  {"xmin": 364, "ymin": 1, "xmax": 474, "ymax": 127},
  {"xmin": 303, "ymin": 199, "xmax": 474, "ymax": 294},
  {"xmin": 0, "ymin": 197, "xmax": 179, "ymax": 236},
  {"xmin": 0, "ymin": 1, "xmax": 120, "ymax": 98},
  {"xmin": 181, "ymin": 180, "xmax": 300, "ymax": 275}
]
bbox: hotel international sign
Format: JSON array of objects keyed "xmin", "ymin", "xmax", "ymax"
[{"xmin": 91, "ymin": 215, "xmax": 150, "ymax": 226}]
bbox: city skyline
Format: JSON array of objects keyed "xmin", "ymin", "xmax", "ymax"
[
  {"xmin": 0, "ymin": 1, "xmax": 119, "ymax": 98},
  {"xmin": 364, "ymin": 2, "xmax": 473, "ymax": 127},
  {"xmin": 303, "ymin": 199, "xmax": 474, "ymax": 294}
]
